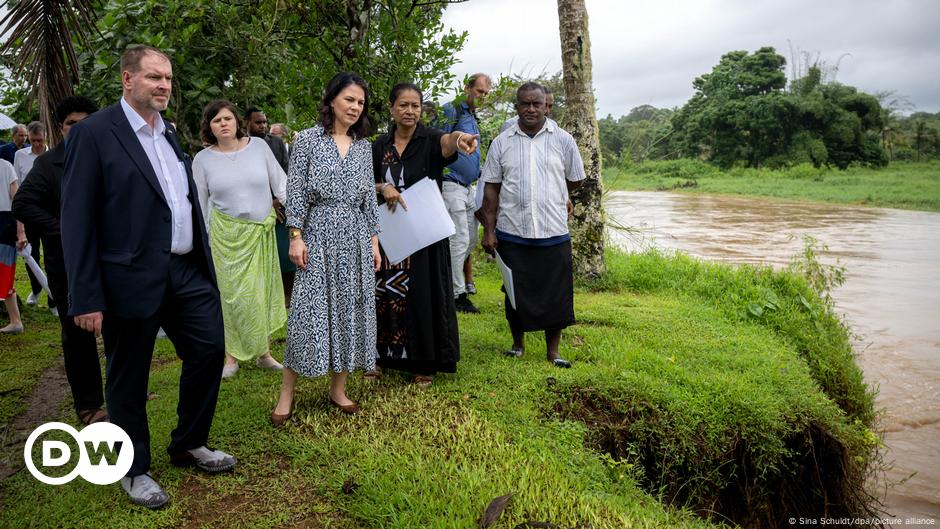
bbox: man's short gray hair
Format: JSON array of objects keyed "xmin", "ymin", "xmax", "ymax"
[
  {"xmin": 10, "ymin": 124, "xmax": 26, "ymax": 135},
  {"xmin": 466, "ymin": 73, "xmax": 492, "ymax": 88},
  {"xmin": 26, "ymin": 121, "xmax": 45, "ymax": 136}
]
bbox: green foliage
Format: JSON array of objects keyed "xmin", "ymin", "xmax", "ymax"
[
  {"xmin": 669, "ymin": 47, "xmax": 888, "ymax": 170},
  {"xmin": 886, "ymin": 110, "xmax": 940, "ymax": 162},
  {"xmin": 61, "ymin": 0, "xmax": 466, "ymax": 149},
  {"xmin": 598, "ymin": 105, "xmax": 675, "ymax": 166}
]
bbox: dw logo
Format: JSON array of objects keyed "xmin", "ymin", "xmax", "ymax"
[{"xmin": 23, "ymin": 422, "xmax": 134, "ymax": 485}]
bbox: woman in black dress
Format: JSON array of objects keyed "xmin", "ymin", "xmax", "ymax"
[{"xmin": 371, "ymin": 83, "xmax": 478, "ymax": 387}]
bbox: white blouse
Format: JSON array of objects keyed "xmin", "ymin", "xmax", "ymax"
[{"xmin": 193, "ymin": 137, "xmax": 287, "ymax": 229}]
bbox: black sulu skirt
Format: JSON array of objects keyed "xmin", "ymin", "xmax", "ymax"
[{"xmin": 498, "ymin": 239, "xmax": 575, "ymax": 332}]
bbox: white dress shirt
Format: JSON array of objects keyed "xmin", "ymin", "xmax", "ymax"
[
  {"xmin": 121, "ymin": 97, "xmax": 193, "ymax": 254},
  {"xmin": 481, "ymin": 119, "xmax": 586, "ymax": 239},
  {"xmin": 13, "ymin": 148, "xmax": 40, "ymax": 184}
]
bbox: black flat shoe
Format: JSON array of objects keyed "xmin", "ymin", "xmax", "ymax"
[{"xmin": 551, "ymin": 358, "xmax": 572, "ymax": 368}]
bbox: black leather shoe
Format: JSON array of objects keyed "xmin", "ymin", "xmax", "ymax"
[{"xmin": 455, "ymin": 293, "xmax": 480, "ymax": 314}]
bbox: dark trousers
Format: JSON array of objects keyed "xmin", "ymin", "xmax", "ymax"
[
  {"xmin": 41, "ymin": 235, "xmax": 103, "ymax": 412},
  {"xmin": 51, "ymin": 282, "xmax": 104, "ymax": 412},
  {"xmin": 23, "ymin": 224, "xmax": 54, "ymax": 307},
  {"xmin": 102, "ymin": 253, "xmax": 224, "ymax": 477}
]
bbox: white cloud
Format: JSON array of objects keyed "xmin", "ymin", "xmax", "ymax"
[{"xmin": 442, "ymin": 0, "xmax": 940, "ymax": 116}]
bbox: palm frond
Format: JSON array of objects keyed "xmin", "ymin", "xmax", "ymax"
[{"xmin": 0, "ymin": 0, "xmax": 97, "ymax": 145}]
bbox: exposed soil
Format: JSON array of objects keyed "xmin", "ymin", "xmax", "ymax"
[
  {"xmin": 177, "ymin": 454, "xmax": 357, "ymax": 529},
  {"xmin": 0, "ymin": 359, "xmax": 72, "ymax": 481},
  {"xmin": 554, "ymin": 386, "xmax": 881, "ymax": 529}
]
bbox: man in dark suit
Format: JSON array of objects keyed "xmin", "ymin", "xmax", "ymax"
[
  {"xmin": 12, "ymin": 95, "xmax": 106, "ymax": 425},
  {"xmin": 61, "ymin": 45, "xmax": 234, "ymax": 510}
]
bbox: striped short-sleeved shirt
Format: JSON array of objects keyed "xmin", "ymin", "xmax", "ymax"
[{"xmin": 481, "ymin": 119, "xmax": 585, "ymax": 239}]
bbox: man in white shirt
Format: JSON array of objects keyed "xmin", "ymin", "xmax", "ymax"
[
  {"xmin": 480, "ymin": 82, "xmax": 585, "ymax": 368},
  {"xmin": 13, "ymin": 121, "xmax": 50, "ymax": 309}
]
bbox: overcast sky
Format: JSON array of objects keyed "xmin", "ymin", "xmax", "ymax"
[{"xmin": 441, "ymin": 0, "xmax": 940, "ymax": 117}]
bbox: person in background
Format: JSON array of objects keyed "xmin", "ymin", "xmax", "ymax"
[
  {"xmin": 12, "ymin": 95, "xmax": 106, "ymax": 422},
  {"xmin": 270, "ymin": 123, "xmax": 289, "ymax": 142},
  {"xmin": 440, "ymin": 73, "xmax": 491, "ymax": 313},
  {"xmin": 271, "ymin": 72, "xmax": 381, "ymax": 425},
  {"xmin": 193, "ymin": 100, "xmax": 287, "ymax": 379},
  {"xmin": 480, "ymin": 82, "xmax": 585, "ymax": 369},
  {"xmin": 13, "ymin": 121, "xmax": 53, "ymax": 313},
  {"xmin": 370, "ymin": 82, "xmax": 478, "ymax": 387},
  {"xmin": 245, "ymin": 108, "xmax": 296, "ymax": 306},
  {"xmin": 0, "ymin": 124, "xmax": 27, "ymax": 164},
  {"xmin": 61, "ymin": 45, "xmax": 234, "ymax": 509},
  {"xmin": 0, "ymin": 158, "xmax": 26, "ymax": 334}
]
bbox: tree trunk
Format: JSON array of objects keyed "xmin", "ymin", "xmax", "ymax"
[{"xmin": 557, "ymin": 0, "xmax": 605, "ymax": 279}]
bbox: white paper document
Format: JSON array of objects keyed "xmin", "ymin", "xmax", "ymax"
[
  {"xmin": 377, "ymin": 177, "xmax": 456, "ymax": 265},
  {"xmin": 495, "ymin": 250, "xmax": 516, "ymax": 310},
  {"xmin": 17, "ymin": 244, "xmax": 54, "ymax": 301}
]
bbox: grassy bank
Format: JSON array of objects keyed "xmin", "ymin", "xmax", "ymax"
[
  {"xmin": 604, "ymin": 160, "xmax": 940, "ymax": 212},
  {"xmin": 0, "ymin": 248, "xmax": 878, "ymax": 528}
]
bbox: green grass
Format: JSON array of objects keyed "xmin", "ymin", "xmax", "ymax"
[
  {"xmin": 604, "ymin": 160, "xmax": 940, "ymax": 212},
  {"xmin": 0, "ymin": 273, "xmax": 62, "ymax": 427},
  {"xmin": 0, "ymin": 248, "xmax": 878, "ymax": 528}
]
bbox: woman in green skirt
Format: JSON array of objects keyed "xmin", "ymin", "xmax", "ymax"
[{"xmin": 193, "ymin": 100, "xmax": 287, "ymax": 378}]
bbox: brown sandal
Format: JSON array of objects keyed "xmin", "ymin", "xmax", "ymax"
[
  {"xmin": 414, "ymin": 375, "xmax": 433, "ymax": 389},
  {"xmin": 77, "ymin": 408, "xmax": 109, "ymax": 426},
  {"xmin": 363, "ymin": 368, "xmax": 382, "ymax": 381}
]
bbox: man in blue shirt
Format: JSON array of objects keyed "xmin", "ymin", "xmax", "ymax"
[
  {"xmin": 0, "ymin": 124, "xmax": 27, "ymax": 164},
  {"xmin": 440, "ymin": 73, "xmax": 491, "ymax": 313}
]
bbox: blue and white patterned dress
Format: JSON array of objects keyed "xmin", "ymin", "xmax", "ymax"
[{"xmin": 284, "ymin": 125, "xmax": 379, "ymax": 377}]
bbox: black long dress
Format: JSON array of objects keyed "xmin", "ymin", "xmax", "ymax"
[{"xmin": 372, "ymin": 123, "xmax": 460, "ymax": 375}]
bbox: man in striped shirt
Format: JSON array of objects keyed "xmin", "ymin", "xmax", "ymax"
[{"xmin": 479, "ymin": 82, "xmax": 585, "ymax": 368}]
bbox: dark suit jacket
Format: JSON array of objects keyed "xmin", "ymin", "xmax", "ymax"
[
  {"xmin": 60, "ymin": 103, "xmax": 217, "ymax": 319},
  {"xmin": 11, "ymin": 144, "xmax": 68, "ymax": 303},
  {"xmin": 263, "ymin": 134, "xmax": 289, "ymax": 173}
]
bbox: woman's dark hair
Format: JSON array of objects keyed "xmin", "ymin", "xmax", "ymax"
[
  {"xmin": 200, "ymin": 100, "xmax": 245, "ymax": 145},
  {"xmin": 318, "ymin": 72, "xmax": 371, "ymax": 138},
  {"xmin": 389, "ymin": 82, "xmax": 423, "ymax": 105}
]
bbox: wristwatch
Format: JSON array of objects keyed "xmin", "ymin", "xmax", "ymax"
[{"xmin": 288, "ymin": 228, "xmax": 302, "ymax": 239}]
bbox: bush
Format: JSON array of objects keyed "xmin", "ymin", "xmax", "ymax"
[{"xmin": 628, "ymin": 159, "xmax": 721, "ymax": 179}]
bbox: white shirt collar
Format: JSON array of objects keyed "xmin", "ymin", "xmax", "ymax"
[
  {"xmin": 509, "ymin": 117, "xmax": 555, "ymax": 137},
  {"xmin": 121, "ymin": 96, "xmax": 165, "ymax": 136}
]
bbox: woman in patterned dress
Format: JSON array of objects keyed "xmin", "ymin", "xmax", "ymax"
[
  {"xmin": 192, "ymin": 100, "xmax": 287, "ymax": 378},
  {"xmin": 272, "ymin": 72, "xmax": 381, "ymax": 424},
  {"xmin": 369, "ymin": 83, "xmax": 478, "ymax": 387}
]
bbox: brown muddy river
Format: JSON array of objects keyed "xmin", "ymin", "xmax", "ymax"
[{"xmin": 606, "ymin": 191, "xmax": 940, "ymax": 523}]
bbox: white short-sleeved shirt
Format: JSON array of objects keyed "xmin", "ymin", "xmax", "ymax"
[
  {"xmin": 0, "ymin": 159, "xmax": 16, "ymax": 212},
  {"xmin": 481, "ymin": 120, "xmax": 585, "ymax": 239},
  {"xmin": 13, "ymin": 148, "xmax": 40, "ymax": 184}
]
